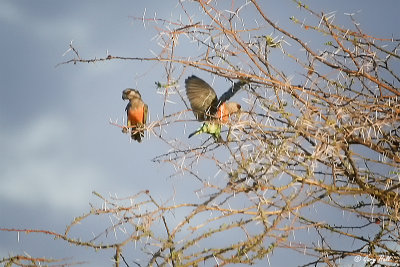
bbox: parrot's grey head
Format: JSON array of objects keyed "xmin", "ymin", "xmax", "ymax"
[{"xmin": 122, "ymin": 88, "xmax": 142, "ymax": 100}]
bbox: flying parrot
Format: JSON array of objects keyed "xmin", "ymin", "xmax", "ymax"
[
  {"xmin": 185, "ymin": 75, "xmax": 243, "ymax": 140},
  {"xmin": 122, "ymin": 88, "xmax": 148, "ymax": 142}
]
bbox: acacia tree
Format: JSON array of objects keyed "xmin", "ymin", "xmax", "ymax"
[{"xmin": 2, "ymin": 0, "xmax": 400, "ymax": 266}]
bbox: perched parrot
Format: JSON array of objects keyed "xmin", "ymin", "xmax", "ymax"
[
  {"xmin": 185, "ymin": 75, "xmax": 243, "ymax": 140},
  {"xmin": 122, "ymin": 88, "xmax": 148, "ymax": 142}
]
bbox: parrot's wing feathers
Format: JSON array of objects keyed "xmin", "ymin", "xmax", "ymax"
[
  {"xmin": 143, "ymin": 103, "xmax": 148, "ymax": 125},
  {"xmin": 185, "ymin": 75, "xmax": 218, "ymax": 121},
  {"xmin": 125, "ymin": 102, "xmax": 131, "ymax": 113},
  {"xmin": 218, "ymin": 79, "xmax": 248, "ymax": 104}
]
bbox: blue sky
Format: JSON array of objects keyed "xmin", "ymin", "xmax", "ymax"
[{"xmin": 0, "ymin": 1, "xmax": 399, "ymax": 266}]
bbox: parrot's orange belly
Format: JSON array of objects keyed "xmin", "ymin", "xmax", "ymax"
[
  {"xmin": 128, "ymin": 107, "xmax": 144, "ymax": 124},
  {"xmin": 217, "ymin": 103, "xmax": 228, "ymax": 122}
]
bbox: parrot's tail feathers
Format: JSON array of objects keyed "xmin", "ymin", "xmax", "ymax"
[
  {"xmin": 188, "ymin": 130, "xmax": 198, "ymax": 138},
  {"xmin": 131, "ymin": 132, "xmax": 145, "ymax": 142},
  {"xmin": 130, "ymin": 127, "xmax": 145, "ymax": 142},
  {"xmin": 189, "ymin": 124, "xmax": 205, "ymax": 138},
  {"xmin": 131, "ymin": 132, "xmax": 142, "ymax": 142}
]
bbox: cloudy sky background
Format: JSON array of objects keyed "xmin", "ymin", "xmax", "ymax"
[{"xmin": 0, "ymin": 1, "xmax": 398, "ymax": 266}]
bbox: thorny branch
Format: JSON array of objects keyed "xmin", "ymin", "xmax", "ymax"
[{"xmin": 3, "ymin": 1, "xmax": 400, "ymax": 266}]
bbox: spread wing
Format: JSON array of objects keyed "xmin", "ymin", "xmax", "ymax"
[
  {"xmin": 218, "ymin": 79, "xmax": 247, "ymax": 104},
  {"xmin": 185, "ymin": 75, "xmax": 218, "ymax": 121}
]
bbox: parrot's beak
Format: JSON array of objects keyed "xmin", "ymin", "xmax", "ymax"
[{"xmin": 122, "ymin": 89, "xmax": 130, "ymax": 100}]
